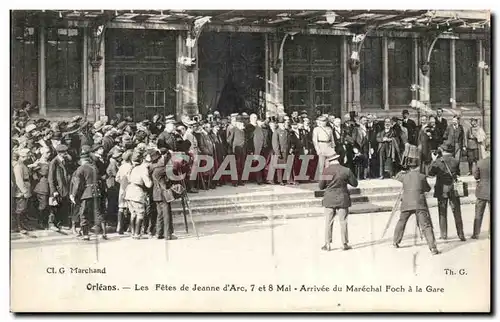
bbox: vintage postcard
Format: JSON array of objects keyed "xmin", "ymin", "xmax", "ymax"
[{"xmin": 9, "ymin": 8, "xmax": 491, "ymax": 312}]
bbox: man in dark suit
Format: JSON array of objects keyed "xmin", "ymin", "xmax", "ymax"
[
  {"xmin": 48, "ymin": 144, "xmax": 71, "ymax": 231},
  {"xmin": 393, "ymin": 159, "xmax": 440, "ymax": 255},
  {"xmin": 443, "ymin": 115, "xmax": 465, "ymax": 165},
  {"xmin": 253, "ymin": 118, "xmax": 272, "ymax": 185},
  {"xmin": 401, "ymin": 109, "xmax": 418, "ymax": 145},
  {"xmin": 318, "ymin": 148, "xmax": 358, "ymax": 251},
  {"xmin": 272, "ymin": 117, "xmax": 291, "ymax": 185},
  {"xmin": 434, "ymin": 108, "xmax": 448, "ymax": 146},
  {"xmin": 366, "ymin": 114, "xmax": 380, "ymax": 178},
  {"xmin": 69, "ymin": 145, "xmax": 105, "ymax": 241},
  {"xmin": 157, "ymin": 116, "xmax": 178, "ymax": 152},
  {"xmin": 352, "ymin": 116, "xmax": 370, "ymax": 180},
  {"xmin": 417, "ymin": 115, "xmax": 438, "ymax": 175},
  {"xmin": 428, "ymin": 143, "xmax": 466, "ymax": 241},
  {"xmin": 472, "ymin": 143, "xmax": 490, "ymax": 239},
  {"xmin": 227, "ymin": 115, "xmax": 246, "ymax": 186}
]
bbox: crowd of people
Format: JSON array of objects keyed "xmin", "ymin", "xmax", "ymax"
[{"xmin": 11, "ymin": 101, "xmax": 488, "ymax": 240}]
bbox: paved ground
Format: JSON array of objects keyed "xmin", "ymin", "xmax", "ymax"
[{"xmin": 11, "ymin": 204, "xmax": 490, "ymax": 312}]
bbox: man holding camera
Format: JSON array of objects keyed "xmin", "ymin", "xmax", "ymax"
[{"xmin": 428, "ymin": 143, "xmax": 466, "ymax": 241}]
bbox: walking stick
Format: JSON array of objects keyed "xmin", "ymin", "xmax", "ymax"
[{"xmin": 381, "ymin": 189, "xmax": 403, "ymax": 239}]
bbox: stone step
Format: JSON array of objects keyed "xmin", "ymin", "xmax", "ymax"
[
  {"xmin": 172, "ymin": 179, "xmax": 477, "ymax": 209},
  {"xmin": 11, "ymin": 196, "xmax": 478, "ymax": 242},
  {"xmin": 171, "ymin": 188, "xmax": 476, "ymax": 217}
]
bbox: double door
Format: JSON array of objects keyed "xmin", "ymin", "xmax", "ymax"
[{"xmin": 284, "ymin": 74, "xmax": 340, "ymax": 117}]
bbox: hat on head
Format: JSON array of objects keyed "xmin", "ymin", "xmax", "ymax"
[
  {"xmin": 17, "ymin": 148, "xmax": 30, "ymax": 158},
  {"xmin": 349, "ymin": 111, "xmax": 358, "ymax": 118},
  {"xmin": 93, "ymin": 120, "xmax": 105, "ymax": 131},
  {"xmin": 283, "ymin": 115, "xmax": 290, "ymax": 121},
  {"xmin": 56, "ymin": 144, "xmax": 68, "ymax": 153},
  {"xmin": 25, "ymin": 124, "xmax": 37, "ymax": 133},
  {"xmin": 111, "ymin": 148, "xmax": 123, "ymax": 159},
  {"xmin": 165, "ymin": 115, "xmax": 176, "ymax": 124},
  {"xmin": 91, "ymin": 144, "xmax": 103, "ymax": 152},
  {"xmin": 277, "ymin": 116, "xmax": 285, "ymax": 124},
  {"xmin": 117, "ymin": 121, "xmax": 127, "ymax": 130},
  {"xmin": 72, "ymin": 116, "xmax": 83, "ymax": 123},
  {"xmin": 121, "ymin": 150, "xmax": 133, "ymax": 162},
  {"xmin": 148, "ymin": 149, "xmax": 161, "ymax": 163},
  {"xmin": 230, "ymin": 113, "xmax": 238, "ymax": 118},
  {"xmin": 102, "ymin": 125, "xmax": 113, "ymax": 133},
  {"xmin": 52, "ymin": 132, "xmax": 62, "ymax": 140},
  {"xmin": 317, "ymin": 115, "xmax": 327, "ymax": 122},
  {"xmin": 402, "ymin": 109, "xmax": 410, "ymax": 115},
  {"xmin": 124, "ymin": 116, "xmax": 133, "ymax": 122}
]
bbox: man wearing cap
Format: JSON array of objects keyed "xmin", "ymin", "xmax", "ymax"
[
  {"xmin": 115, "ymin": 150, "xmax": 133, "ymax": 234},
  {"xmin": 13, "ymin": 148, "xmax": 32, "ymax": 233},
  {"xmin": 313, "ymin": 116, "xmax": 335, "ymax": 171},
  {"xmin": 253, "ymin": 117, "xmax": 272, "ymax": 185},
  {"xmin": 472, "ymin": 141, "xmax": 490, "ymax": 239},
  {"xmin": 318, "ymin": 148, "xmax": 358, "ymax": 251},
  {"xmin": 106, "ymin": 148, "xmax": 122, "ymax": 226},
  {"xmin": 428, "ymin": 144, "xmax": 466, "ymax": 241},
  {"xmin": 70, "ymin": 145, "xmax": 106, "ymax": 241},
  {"xmin": 393, "ymin": 156, "xmax": 440, "ymax": 255},
  {"xmin": 465, "ymin": 118, "xmax": 481, "ymax": 175},
  {"xmin": 150, "ymin": 149, "xmax": 179, "ymax": 240},
  {"xmin": 157, "ymin": 116, "xmax": 178, "ymax": 152},
  {"xmin": 48, "ymin": 144, "xmax": 71, "ymax": 230},
  {"xmin": 31, "ymin": 146, "xmax": 52, "ymax": 229}
]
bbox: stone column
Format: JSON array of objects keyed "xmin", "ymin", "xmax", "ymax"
[
  {"xmin": 86, "ymin": 28, "xmax": 106, "ymax": 122},
  {"xmin": 418, "ymin": 38, "xmax": 431, "ymax": 109},
  {"xmin": 176, "ymin": 32, "xmax": 199, "ymax": 119},
  {"xmin": 37, "ymin": 25, "xmax": 46, "ymax": 116},
  {"xmin": 382, "ymin": 36, "xmax": 389, "ymax": 110},
  {"xmin": 341, "ymin": 36, "xmax": 349, "ymax": 116},
  {"xmin": 265, "ymin": 33, "xmax": 284, "ymax": 117},
  {"xmin": 450, "ymin": 39, "xmax": 456, "ymax": 109},
  {"xmin": 81, "ymin": 27, "xmax": 88, "ymax": 118}
]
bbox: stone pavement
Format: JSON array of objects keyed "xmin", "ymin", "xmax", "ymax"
[{"xmin": 10, "ymin": 204, "xmax": 490, "ymax": 312}]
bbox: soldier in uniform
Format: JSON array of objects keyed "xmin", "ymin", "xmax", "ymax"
[
  {"xmin": 318, "ymin": 148, "xmax": 358, "ymax": 251},
  {"xmin": 393, "ymin": 158, "xmax": 440, "ymax": 255},
  {"xmin": 70, "ymin": 145, "xmax": 106, "ymax": 241},
  {"xmin": 312, "ymin": 116, "xmax": 335, "ymax": 174},
  {"xmin": 157, "ymin": 115, "xmax": 178, "ymax": 152},
  {"xmin": 13, "ymin": 148, "xmax": 32, "ymax": 234},
  {"xmin": 48, "ymin": 144, "xmax": 71, "ymax": 230}
]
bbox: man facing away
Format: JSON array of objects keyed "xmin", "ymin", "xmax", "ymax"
[
  {"xmin": 428, "ymin": 143, "xmax": 466, "ymax": 241},
  {"xmin": 318, "ymin": 148, "xmax": 358, "ymax": 251},
  {"xmin": 472, "ymin": 141, "xmax": 490, "ymax": 239},
  {"xmin": 393, "ymin": 158, "xmax": 440, "ymax": 255}
]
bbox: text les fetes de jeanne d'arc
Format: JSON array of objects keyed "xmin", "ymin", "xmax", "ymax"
[{"xmin": 85, "ymin": 283, "xmax": 445, "ymax": 293}]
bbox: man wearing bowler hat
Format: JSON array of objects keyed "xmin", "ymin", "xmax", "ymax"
[
  {"xmin": 318, "ymin": 148, "xmax": 358, "ymax": 251},
  {"xmin": 48, "ymin": 144, "xmax": 71, "ymax": 231}
]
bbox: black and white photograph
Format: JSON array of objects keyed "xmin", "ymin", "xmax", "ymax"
[{"xmin": 8, "ymin": 7, "xmax": 492, "ymax": 312}]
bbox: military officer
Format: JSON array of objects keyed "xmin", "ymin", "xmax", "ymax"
[
  {"xmin": 157, "ymin": 115, "xmax": 178, "ymax": 152},
  {"xmin": 13, "ymin": 148, "xmax": 32, "ymax": 234},
  {"xmin": 393, "ymin": 158, "xmax": 440, "ymax": 255},
  {"xmin": 313, "ymin": 116, "xmax": 335, "ymax": 175}
]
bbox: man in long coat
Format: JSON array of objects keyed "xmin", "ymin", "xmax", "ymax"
[
  {"xmin": 472, "ymin": 143, "xmax": 490, "ymax": 239},
  {"xmin": 272, "ymin": 117, "xmax": 291, "ymax": 185},
  {"xmin": 318, "ymin": 148, "xmax": 358, "ymax": 251}
]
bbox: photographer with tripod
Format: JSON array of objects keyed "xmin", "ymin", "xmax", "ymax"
[
  {"xmin": 393, "ymin": 157, "xmax": 440, "ymax": 255},
  {"xmin": 428, "ymin": 144, "xmax": 466, "ymax": 242}
]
